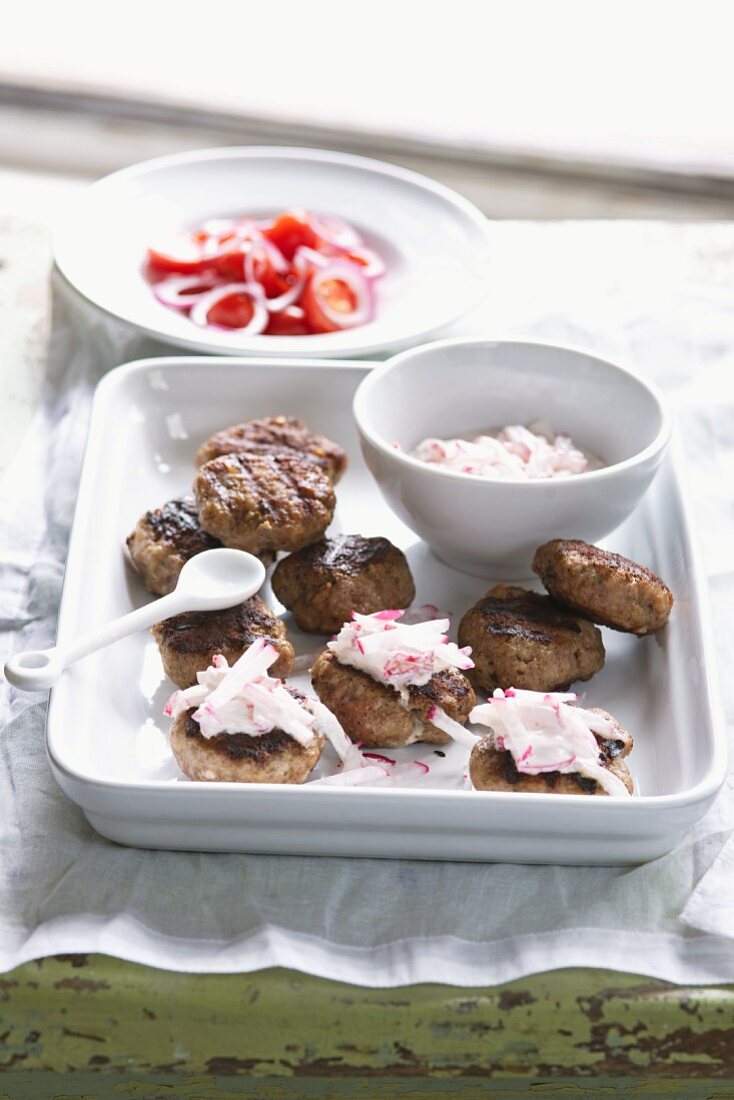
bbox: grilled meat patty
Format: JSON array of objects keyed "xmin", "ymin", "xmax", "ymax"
[
  {"xmin": 469, "ymin": 708, "xmax": 633, "ymax": 795},
  {"xmin": 457, "ymin": 584, "xmax": 605, "ymax": 693},
  {"xmin": 271, "ymin": 534, "xmax": 416, "ymax": 634},
  {"xmin": 194, "ymin": 449, "xmax": 335, "ymax": 555},
  {"xmin": 532, "ymin": 538, "xmax": 674, "ymax": 636},
  {"xmin": 195, "ymin": 415, "xmax": 347, "ymax": 484},
  {"xmin": 169, "ymin": 696, "xmax": 324, "ymax": 783},
  {"xmin": 152, "ymin": 595, "xmax": 294, "ymax": 688},
  {"xmin": 126, "ymin": 496, "xmax": 221, "ymax": 596},
  {"xmin": 311, "ymin": 649, "xmax": 476, "ymax": 749}
]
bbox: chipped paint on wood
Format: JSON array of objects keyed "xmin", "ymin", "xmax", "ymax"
[{"xmin": 0, "ymin": 956, "xmax": 733, "ymax": 1093}]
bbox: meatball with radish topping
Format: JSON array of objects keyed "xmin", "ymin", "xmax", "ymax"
[
  {"xmin": 165, "ymin": 639, "xmax": 331, "ymax": 784},
  {"xmin": 469, "ymin": 689, "xmax": 633, "ymax": 796},
  {"xmin": 311, "ymin": 611, "xmax": 477, "ymax": 750}
]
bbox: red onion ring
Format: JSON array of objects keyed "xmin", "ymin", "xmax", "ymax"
[
  {"xmin": 189, "ymin": 283, "xmax": 268, "ymax": 334},
  {"xmin": 264, "ymin": 237, "xmax": 289, "ymax": 272},
  {"xmin": 231, "ymin": 219, "xmax": 261, "ymax": 239},
  {"xmin": 294, "ymin": 245, "xmax": 331, "ymax": 270},
  {"xmin": 244, "ymin": 240, "xmax": 289, "ymax": 284},
  {"xmin": 309, "ymin": 212, "xmax": 361, "ymax": 250},
  {"xmin": 348, "ymin": 246, "xmax": 386, "ymax": 279},
  {"xmin": 153, "ymin": 274, "xmax": 222, "ymax": 310},
  {"xmin": 308, "ymin": 261, "xmax": 375, "ymax": 330}
]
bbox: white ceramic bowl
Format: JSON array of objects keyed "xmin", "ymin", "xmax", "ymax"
[
  {"xmin": 353, "ymin": 338, "xmax": 672, "ymax": 577},
  {"xmin": 53, "ymin": 146, "xmax": 492, "ymax": 359}
]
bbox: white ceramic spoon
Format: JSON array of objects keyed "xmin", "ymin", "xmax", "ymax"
[{"xmin": 4, "ymin": 548, "xmax": 266, "ymax": 692}]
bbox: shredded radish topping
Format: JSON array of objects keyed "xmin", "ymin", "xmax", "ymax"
[
  {"xmin": 412, "ymin": 420, "xmax": 595, "ymax": 480},
  {"xmin": 306, "ymin": 764, "xmax": 389, "ymax": 788},
  {"xmin": 330, "ymin": 610, "xmax": 474, "ymax": 705},
  {"xmin": 371, "ymin": 761, "xmax": 432, "ymax": 786},
  {"xmin": 426, "ymin": 703, "xmax": 480, "ymax": 749},
  {"xmin": 165, "ymin": 639, "xmax": 348, "ymax": 753},
  {"xmin": 470, "ymin": 688, "xmax": 630, "ymax": 797},
  {"xmin": 300, "ymin": 694, "xmax": 365, "ymax": 770},
  {"xmin": 306, "ymin": 760, "xmax": 430, "ymax": 789},
  {"xmin": 162, "ymin": 638, "xmax": 447, "ymax": 785}
]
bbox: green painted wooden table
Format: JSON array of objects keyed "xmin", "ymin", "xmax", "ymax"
[{"xmin": 1, "ymin": 955, "xmax": 733, "ymax": 1097}]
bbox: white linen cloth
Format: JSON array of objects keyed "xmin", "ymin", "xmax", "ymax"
[{"xmin": 1, "ymin": 222, "xmax": 733, "ymax": 986}]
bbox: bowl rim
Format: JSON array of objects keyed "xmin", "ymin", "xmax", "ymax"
[
  {"xmin": 352, "ymin": 336, "xmax": 672, "ymax": 488},
  {"xmin": 52, "ymin": 145, "xmax": 494, "ymax": 360}
]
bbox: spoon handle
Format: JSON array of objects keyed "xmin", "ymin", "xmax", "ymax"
[
  {"xmin": 5, "ymin": 591, "xmax": 185, "ymax": 692},
  {"xmin": 61, "ymin": 591, "xmax": 184, "ymax": 666}
]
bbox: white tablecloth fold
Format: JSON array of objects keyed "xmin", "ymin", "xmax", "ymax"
[{"xmin": 1, "ymin": 223, "xmax": 733, "ymax": 985}]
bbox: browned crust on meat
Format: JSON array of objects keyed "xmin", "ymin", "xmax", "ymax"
[
  {"xmin": 169, "ymin": 704, "xmax": 323, "ymax": 783},
  {"xmin": 126, "ymin": 496, "xmax": 220, "ymax": 596},
  {"xmin": 194, "ymin": 450, "xmax": 336, "ymax": 554},
  {"xmin": 152, "ymin": 595, "xmax": 294, "ymax": 687},
  {"xmin": 311, "ymin": 650, "xmax": 475, "ymax": 748},
  {"xmin": 457, "ymin": 584, "xmax": 605, "ymax": 693},
  {"xmin": 469, "ymin": 708, "xmax": 634, "ymax": 795},
  {"xmin": 271, "ymin": 535, "xmax": 416, "ymax": 633},
  {"xmin": 532, "ymin": 539, "xmax": 674, "ymax": 635},
  {"xmin": 195, "ymin": 415, "xmax": 348, "ymax": 484}
]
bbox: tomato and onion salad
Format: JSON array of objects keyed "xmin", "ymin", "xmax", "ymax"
[{"xmin": 145, "ymin": 210, "xmax": 385, "ymax": 336}]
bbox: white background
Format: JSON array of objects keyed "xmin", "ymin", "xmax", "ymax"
[{"xmin": 1, "ymin": 0, "xmax": 733, "ymax": 173}]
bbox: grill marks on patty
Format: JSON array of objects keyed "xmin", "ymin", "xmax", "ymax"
[
  {"xmin": 181, "ymin": 710, "xmax": 296, "ymax": 763},
  {"xmin": 154, "ymin": 595, "xmax": 286, "ymax": 655},
  {"xmin": 271, "ymin": 534, "xmax": 416, "ymax": 633},
  {"xmin": 458, "ymin": 584, "xmax": 605, "ymax": 694},
  {"xmin": 126, "ymin": 495, "xmax": 222, "ymax": 596},
  {"xmin": 194, "ymin": 415, "xmax": 347, "ymax": 484},
  {"xmin": 303, "ymin": 533, "xmax": 397, "ymax": 576},
  {"xmin": 532, "ymin": 538, "xmax": 674, "ymax": 636},
  {"xmin": 144, "ymin": 496, "xmax": 219, "ymax": 553},
  {"xmin": 473, "ymin": 589, "xmax": 585, "ymax": 644},
  {"xmin": 194, "ymin": 449, "xmax": 336, "ymax": 555},
  {"xmin": 151, "ymin": 594, "xmax": 295, "ymax": 688}
]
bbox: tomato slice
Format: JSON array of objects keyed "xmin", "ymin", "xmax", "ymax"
[
  {"xmin": 206, "ymin": 292, "xmax": 255, "ymax": 329},
  {"xmin": 210, "ymin": 249, "xmax": 246, "ymax": 281},
  {"xmin": 247, "ymin": 247, "xmax": 298, "ymax": 299},
  {"xmin": 262, "ymin": 213, "xmax": 319, "ymax": 262},
  {"xmin": 147, "ymin": 232, "xmax": 210, "ymax": 274},
  {"xmin": 264, "ymin": 307, "xmax": 311, "ymax": 336},
  {"xmin": 301, "ymin": 274, "xmax": 357, "ymax": 333}
]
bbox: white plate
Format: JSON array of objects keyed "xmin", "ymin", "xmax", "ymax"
[
  {"xmin": 47, "ymin": 357, "xmax": 726, "ymax": 865},
  {"xmin": 53, "ymin": 147, "xmax": 492, "ymax": 359}
]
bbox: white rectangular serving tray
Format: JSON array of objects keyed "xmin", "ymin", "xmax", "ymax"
[{"xmin": 47, "ymin": 357, "xmax": 727, "ymax": 865}]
